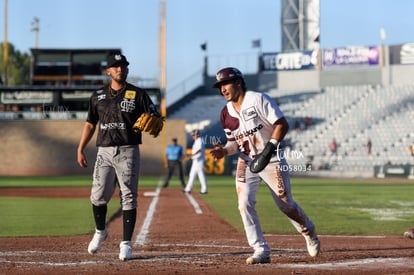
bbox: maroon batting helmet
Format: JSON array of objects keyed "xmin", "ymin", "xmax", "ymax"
[{"xmin": 212, "ymin": 67, "xmax": 244, "ymax": 88}]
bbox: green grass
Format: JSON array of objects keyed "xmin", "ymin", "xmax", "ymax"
[
  {"xmin": 200, "ymin": 176, "xmax": 414, "ymax": 236},
  {"xmin": 0, "ymin": 175, "xmax": 162, "ymax": 237},
  {"xmin": 0, "ymin": 197, "xmax": 119, "ymax": 236},
  {"xmin": 0, "ymin": 176, "xmax": 413, "ymax": 237},
  {"xmin": 0, "ymin": 175, "xmax": 163, "ymax": 188}
]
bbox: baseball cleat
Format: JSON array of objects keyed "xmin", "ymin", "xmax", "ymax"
[
  {"xmin": 245, "ymin": 251, "xmax": 271, "ymax": 264},
  {"xmin": 87, "ymin": 228, "xmax": 108, "ymax": 254},
  {"xmin": 303, "ymin": 228, "xmax": 320, "ymax": 257},
  {"xmin": 119, "ymin": 241, "xmax": 132, "ymax": 261},
  {"xmin": 404, "ymin": 228, "xmax": 414, "ymax": 239}
]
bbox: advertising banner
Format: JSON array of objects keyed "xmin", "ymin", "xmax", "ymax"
[
  {"xmin": 322, "ymin": 46, "xmax": 380, "ymax": 68},
  {"xmin": 0, "ymin": 91, "xmax": 54, "ymax": 104},
  {"xmin": 261, "ymin": 50, "xmax": 318, "ymax": 71},
  {"xmin": 389, "ymin": 42, "xmax": 414, "ymax": 65},
  {"xmin": 374, "ymin": 164, "xmax": 414, "ymax": 179}
]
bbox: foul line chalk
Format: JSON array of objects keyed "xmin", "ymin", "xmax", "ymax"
[
  {"xmin": 135, "ymin": 177, "xmax": 203, "ymax": 246},
  {"xmin": 135, "ymin": 187, "xmax": 160, "ymax": 246},
  {"xmin": 185, "ymin": 193, "xmax": 203, "ymax": 214}
]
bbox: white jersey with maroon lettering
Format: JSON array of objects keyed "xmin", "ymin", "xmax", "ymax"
[
  {"xmin": 220, "ymin": 91, "xmax": 284, "ymax": 158},
  {"xmin": 218, "ymin": 90, "xmax": 316, "ymax": 256}
]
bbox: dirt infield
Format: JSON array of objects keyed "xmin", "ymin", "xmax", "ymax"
[{"xmin": 1, "ymin": 187, "xmax": 414, "ymax": 274}]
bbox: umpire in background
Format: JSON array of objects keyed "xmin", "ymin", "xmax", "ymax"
[
  {"xmin": 77, "ymin": 54, "xmax": 159, "ymax": 261},
  {"xmin": 163, "ymin": 137, "xmax": 186, "ymax": 189}
]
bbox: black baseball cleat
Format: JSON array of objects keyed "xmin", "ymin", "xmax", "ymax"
[{"xmin": 199, "ymin": 191, "xmax": 208, "ymax": 195}]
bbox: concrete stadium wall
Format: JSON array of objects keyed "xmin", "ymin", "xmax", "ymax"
[
  {"xmin": 390, "ymin": 65, "xmax": 414, "ymax": 85},
  {"xmin": 320, "ymin": 68, "xmax": 383, "ymax": 87},
  {"xmin": 264, "ymin": 64, "xmax": 414, "ymax": 92},
  {"xmin": 204, "ymin": 64, "xmax": 414, "ymax": 95},
  {"xmin": 276, "ymin": 67, "xmax": 383, "ymax": 91},
  {"xmin": 278, "ymin": 70, "xmax": 320, "ymax": 90},
  {"xmin": 0, "ymin": 119, "xmax": 187, "ymax": 176}
]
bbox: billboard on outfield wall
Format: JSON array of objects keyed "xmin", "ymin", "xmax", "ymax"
[
  {"xmin": 374, "ymin": 164, "xmax": 414, "ymax": 179},
  {"xmin": 389, "ymin": 42, "xmax": 414, "ymax": 65},
  {"xmin": 261, "ymin": 50, "xmax": 319, "ymax": 71},
  {"xmin": 322, "ymin": 46, "xmax": 380, "ymax": 68},
  {"xmin": 260, "ymin": 45, "xmax": 381, "ymax": 72}
]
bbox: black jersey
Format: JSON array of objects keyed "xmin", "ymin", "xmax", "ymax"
[{"xmin": 87, "ymin": 83, "xmax": 157, "ymax": 147}]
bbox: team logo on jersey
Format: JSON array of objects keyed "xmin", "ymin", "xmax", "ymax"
[
  {"xmin": 97, "ymin": 94, "xmax": 106, "ymax": 101},
  {"xmin": 242, "ymin": 107, "xmax": 257, "ymax": 121},
  {"xmin": 120, "ymin": 99, "xmax": 136, "ymax": 112},
  {"xmin": 124, "ymin": 90, "xmax": 136, "ymax": 100}
]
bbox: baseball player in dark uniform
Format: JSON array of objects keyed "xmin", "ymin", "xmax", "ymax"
[
  {"xmin": 77, "ymin": 54, "xmax": 159, "ymax": 261},
  {"xmin": 210, "ymin": 67, "xmax": 320, "ymax": 264}
]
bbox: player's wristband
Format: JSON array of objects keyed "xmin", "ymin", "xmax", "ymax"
[{"xmin": 269, "ymin": 139, "xmax": 279, "ymax": 146}]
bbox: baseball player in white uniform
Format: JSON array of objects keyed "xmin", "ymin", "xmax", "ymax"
[
  {"xmin": 210, "ymin": 67, "xmax": 320, "ymax": 264},
  {"xmin": 184, "ymin": 130, "xmax": 208, "ymax": 194}
]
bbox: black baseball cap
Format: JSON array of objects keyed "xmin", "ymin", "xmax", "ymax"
[{"xmin": 106, "ymin": 54, "xmax": 129, "ymax": 68}]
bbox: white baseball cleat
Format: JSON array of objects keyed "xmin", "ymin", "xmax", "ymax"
[
  {"xmin": 119, "ymin": 241, "xmax": 133, "ymax": 261},
  {"xmin": 303, "ymin": 228, "xmax": 320, "ymax": 257},
  {"xmin": 245, "ymin": 251, "xmax": 271, "ymax": 264},
  {"xmin": 404, "ymin": 228, "xmax": 414, "ymax": 239},
  {"xmin": 87, "ymin": 228, "xmax": 108, "ymax": 254}
]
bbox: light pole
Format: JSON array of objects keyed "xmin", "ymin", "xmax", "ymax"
[
  {"xmin": 159, "ymin": 0, "xmax": 167, "ymax": 175},
  {"xmin": 380, "ymin": 27, "xmax": 386, "ymax": 67},
  {"xmin": 31, "ymin": 17, "xmax": 40, "ymax": 48},
  {"xmin": 380, "ymin": 27, "xmax": 390, "ymax": 85},
  {"xmin": 3, "ymin": 0, "xmax": 8, "ymax": 85}
]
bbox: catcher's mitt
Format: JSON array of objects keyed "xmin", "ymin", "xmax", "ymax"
[{"xmin": 133, "ymin": 113, "xmax": 165, "ymax": 138}]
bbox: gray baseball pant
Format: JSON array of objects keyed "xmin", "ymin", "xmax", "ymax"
[{"xmin": 90, "ymin": 145, "xmax": 140, "ymax": 210}]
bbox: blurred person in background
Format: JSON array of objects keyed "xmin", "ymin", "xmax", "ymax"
[
  {"xmin": 163, "ymin": 137, "xmax": 186, "ymax": 189},
  {"xmin": 183, "ymin": 129, "xmax": 208, "ymax": 195}
]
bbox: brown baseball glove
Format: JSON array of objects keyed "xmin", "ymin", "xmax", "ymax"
[{"xmin": 132, "ymin": 113, "xmax": 165, "ymax": 137}]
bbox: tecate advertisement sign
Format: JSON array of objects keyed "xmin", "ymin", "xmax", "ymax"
[{"xmin": 261, "ymin": 50, "xmax": 318, "ymax": 71}]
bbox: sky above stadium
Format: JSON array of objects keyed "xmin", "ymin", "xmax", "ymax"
[{"xmin": 1, "ymin": 0, "xmax": 414, "ymax": 99}]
